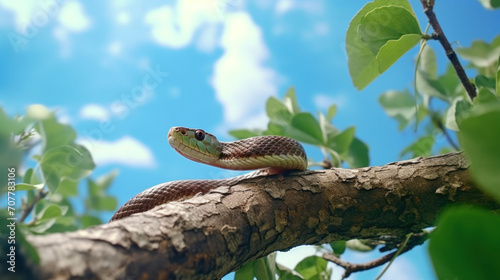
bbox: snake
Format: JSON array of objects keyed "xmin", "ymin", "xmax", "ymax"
[{"xmin": 110, "ymin": 126, "xmax": 307, "ymax": 221}]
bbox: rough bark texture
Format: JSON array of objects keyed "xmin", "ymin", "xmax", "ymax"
[{"xmin": 18, "ymin": 153, "xmax": 499, "ymax": 279}]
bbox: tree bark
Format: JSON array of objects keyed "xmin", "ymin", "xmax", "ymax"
[{"xmin": 18, "ymin": 153, "xmax": 499, "ymax": 279}]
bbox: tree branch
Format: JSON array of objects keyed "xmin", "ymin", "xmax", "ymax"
[
  {"xmin": 323, "ymin": 231, "xmax": 430, "ymax": 279},
  {"xmin": 20, "ymin": 153, "xmax": 498, "ymax": 279},
  {"xmin": 420, "ymin": 0, "xmax": 477, "ymax": 101}
]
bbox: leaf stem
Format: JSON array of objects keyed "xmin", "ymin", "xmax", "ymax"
[{"xmin": 420, "ymin": 0, "xmax": 476, "ymax": 101}]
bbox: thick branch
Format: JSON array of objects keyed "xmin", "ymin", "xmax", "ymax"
[
  {"xmin": 22, "ymin": 153, "xmax": 498, "ymax": 279},
  {"xmin": 420, "ymin": 0, "xmax": 477, "ymax": 101}
]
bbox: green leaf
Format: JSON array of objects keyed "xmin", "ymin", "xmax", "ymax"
[
  {"xmin": 379, "ymin": 90, "xmax": 416, "ymax": 130},
  {"xmin": 86, "ymin": 195, "xmax": 118, "ymax": 212},
  {"xmin": 22, "ymin": 168, "xmax": 34, "ymax": 184},
  {"xmin": 459, "ymin": 103, "xmax": 500, "ymax": 202},
  {"xmin": 17, "ymin": 227, "xmax": 40, "ymax": 264},
  {"xmin": 235, "ymin": 256, "xmax": 277, "ymax": 280},
  {"xmin": 266, "ymin": 96, "xmax": 292, "ymax": 124},
  {"xmin": 13, "ymin": 183, "xmax": 44, "ymax": 191},
  {"xmin": 328, "ymin": 127, "xmax": 356, "ymax": 155},
  {"xmin": 254, "ymin": 256, "xmax": 276, "ymax": 280},
  {"xmin": 400, "ymin": 135, "xmax": 434, "ymax": 159},
  {"xmin": 330, "ymin": 241, "xmax": 346, "ymax": 256},
  {"xmin": 28, "ymin": 218, "xmax": 56, "ymax": 234},
  {"xmin": 439, "ymin": 64, "xmax": 465, "ymax": 99},
  {"xmin": 277, "ymin": 262, "xmax": 304, "ymax": 280},
  {"xmin": 326, "ymin": 104, "xmax": 337, "ymax": 122},
  {"xmin": 284, "ymin": 87, "xmax": 300, "ymax": 114},
  {"xmin": 0, "ymin": 107, "xmax": 30, "ymax": 136},
  {"xmin": 456, "ymin": 36, "xmax": 500, "ymax": 68},
  {"xmin": 344, "ymin": 137, "xmax": 370, "ymax": 168},
  {"xmin": 419, "ymin": 45, "xmax": 438, "ymax": 78},
  {"xmin": 36, "ymin": 117, "xmax": 77, "ymax": 152},
  {"xmin": 473, "ymin": 87, "xmax": 500, "ymax": 106},
  {"xmin": 475, "ymin": 74, "xmax": 496, "ymax": 94},
  {"xmin": 497, "ymin": 53, "xmax": 500, "ymax": 96},
  {"xmin": 45, "ymin": 216, "xmax": 79, "ymax": 233},
  {"xmin": 429, "ymin": 206, "xmax": 500, "ymax": 280},
  {"xmin": 40, "ymin": 144, "xmax": 95, "ymax": 193},
  {"xmin": 96, "ymin": 169, "xmax": 119, "ymax": 190},
  {"xmin": 477, "ymin": 0, "xmax": 500, "ymax": 9},
  {"xmin": 346, "ymin": 0, "xmax": 420, "ymax": 89},
  {"xmin": 81, "ymin": 215, "xmax": 103, "ymax": 228},
  {"xmin": 86, "ymin": 171, "xmax": 118, "ymax": 211},
  {"xmin": 445, "ymin": 98, "xmax": 472, "ymax": 131},
  {"xmin": 267, "ymin": 122, "xmax": 285, "ymax": 136},
  {"xmin": 229, "ymin": 129, "xmax": 262, "ymax": 139},
  {"xmin": 455, "ymin": 98, "xmax": 474, "ymax": 127},
  {"xmin": 358, "ymin": 6, "xmax": 421, "ymax": 54},
  {"xmin": 286, "ymin": 113, "xmax": 324, "ymax": 145},
  {"xmin": 235, "ymin": 260, "xmax": 256, "ymax": 280},
  {"xmin": 56, "ymin": 178, "xmax": 79, "ymax": 197},
  {"xmin": 294, "ymin": 256, "xmax": 330, "ymax": 280},
  {"xmin": 416, "ymin": 70, "xmax": 448, "ymax": 101},
  {"xmin": 37, "ymin": 204, "xmax": 68, "ymax": 221},
  {"xmin": 377, "ymin": 34, "xmax": 421, "ymax": 73},
  {"xmin": 416, "ymin": 60, "xmax": 465, "ymax": 103},
  {"xmin": 318, "ymin": 113, "xmax": 340, "ymax": 143}
]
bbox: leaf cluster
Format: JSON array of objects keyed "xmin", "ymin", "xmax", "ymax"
[
  {"xmin": 230, "ymin": 87, "xmax": 369, "ymax": 169},
  {"xmin": 233, "ymin": 0, "xmax": 500, "ymax": 278},
  {"xmin": 0, "ymin": 105, "xmax": 118, "ymax": 262}
]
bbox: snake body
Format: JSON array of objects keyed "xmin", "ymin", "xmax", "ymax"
[{"xmin": 110, "ymin": 127, "xmax": 307, "ymax": 221}]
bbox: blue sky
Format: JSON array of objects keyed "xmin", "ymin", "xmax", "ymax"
[{"xmin": 1, "ymin": 0, "xmax": 499, "ymax": 279}]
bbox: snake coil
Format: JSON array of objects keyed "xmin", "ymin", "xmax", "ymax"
[{"xmin": 110, "ymin": 127, "xmax": 307, "ymax": 221}]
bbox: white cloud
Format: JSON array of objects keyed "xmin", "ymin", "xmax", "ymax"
[
  {"xmin": 275, "ymin": 0, "xmax": 323, "ymax": 15},
  {"xmin": 79, "ymin": 104, "xmax": 110, "ymax": 121},
  {"xmin": 313, "ymin": 93, "xmax": 347, "ymax": 111},
  {"xmin": 211, "ymin": 12, "xmax": 279, "ymax": 126},
  {"xmin": 196, "ymin": 24, "xmax": 219, "ymax": 53},
  {"xmin": 115, "ymin": 11, "xmax": 130, "ymax": 25},
  {"xmin": 108, "ymin": 41, "xmax": 122, "ymax": 56},
  {"xmin": 0, "ymin": 0, "xmax": 37, "ymax": 33},
  {"xmin": 81, "ymin": 136, "xmax": 156, "ymax": 168},
  {"xmin": 144, "ymin": 0, "xmax": 221, "ymax": 49},
  {"xmin": 275, "ymin": 0, "xmax": 294, "ymax": 15},
  {"xmin": 58, "ymin": 1, "xmax": 91, "ymax": 32}
]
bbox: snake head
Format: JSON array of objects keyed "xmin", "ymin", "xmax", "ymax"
[{"xmin": 168, "ymin": 127, "xmax": 222, "ymax": 164}]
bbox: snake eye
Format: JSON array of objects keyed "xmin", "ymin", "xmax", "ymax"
[{"xmin": 195, "ymin": 129, "xmax": 205, "ymax": 141}]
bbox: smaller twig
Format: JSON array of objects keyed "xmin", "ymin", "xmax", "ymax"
[
  {"xmin": 19, "ymin": 189, "xmax": 48, "ymax": 223},
  {"xmin": 433, "ymin": 117, "xmax": 460, "ymax": 151},
  {"xmin": 323, "ymin": 232, "xmax": 429, "ymax": 279},
  {"xmin": 420, "ymin": 0, "xmax": 476, "ymax": 101}
]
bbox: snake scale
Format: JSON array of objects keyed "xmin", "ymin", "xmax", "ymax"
[{"xmin": 110, "ymin": 126, "xmax": 307, "ymax": 221}]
